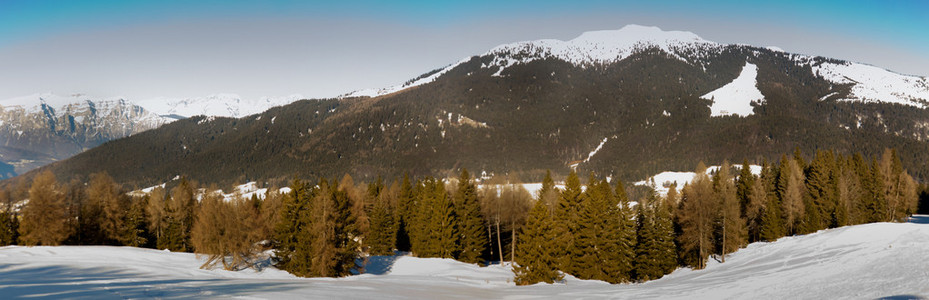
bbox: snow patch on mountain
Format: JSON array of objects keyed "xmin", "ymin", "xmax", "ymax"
[
  {"xmin": 702, "ymin": 63, "xmax": 765, "ymax": 117},
  {"xmin": 483, "ymin": 24, "xmax": 717, "ymax": 75},
  {"xmin": 135, "ymin": 93, "xmax": 305, "ymax": 119},
  {"xmin": 814, "ymin": 62, "xmax": 929, "ymax": 108}
]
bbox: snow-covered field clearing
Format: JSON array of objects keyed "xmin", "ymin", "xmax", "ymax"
[{"xmin": 2, "ymin": 217, "xmax": 929, "ymax": 299}]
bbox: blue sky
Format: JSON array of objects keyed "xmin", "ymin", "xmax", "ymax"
[{"xmin": 0, "ymin": 0, "xmax": 926, "ymax": 99}]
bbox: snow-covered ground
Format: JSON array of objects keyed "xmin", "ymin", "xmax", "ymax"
[
  {"xmin": 635, "ymin": 165, "xmax": 763, "ymax": 196},
  {"xmin": 2, "ymin": 217, "xmax": 928, "ymax": 299},
  {"xmin": 702, "ymin": 63, "xmax": 765, "ymax": 117}
]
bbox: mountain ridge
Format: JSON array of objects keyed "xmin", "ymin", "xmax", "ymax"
[{"xmin": 5, "ymin": 25, "xmax": 929, "ymax": 189}]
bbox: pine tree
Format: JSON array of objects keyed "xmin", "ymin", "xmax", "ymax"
[
  {"xmin": 366, "ymin": 180, "xmax": 397, "ymax": 256},
  {"xmin": 453, "ymin": 169, "xmax": 488, "ymax": 264},
  {"xmin": 736, "ymin": 160, "xmax": 755, "ymax": 217},
  {"xmin": 574, "ymin": 175, "xmax": 608, "ymax": 281},
  {"xmin": 395, "ymin": 173, "xmax": 414, "ymax": 252},
  {"xmin": 610, "ymin": 180, "xmax": 637, "ymax": 283},
  {"xmin": 555, "ymin": 170, "xmax": 583, "ymax": 276},
  {"xmin": 634, "ymin": 194, "xmax": 677, "ymax": 281},
  {"xmin": 123, "ymin": 197, "xmax": 150, "ymax": 247},
  {"xmin": 0, "ymin": 189, "xmax": 19, "ymax": 246},
  {"xmin": 429, "ymin": 179, "xmax": 457, "ymax": 258},
  {"xmin": 274, "ymin": 177, "xmax": 313, "ymax": 275},
  {"xmin": 513, "ymin": 194, "xmax": 562, "ymax": 285},
  {"xmin": 19, "ymin": 171, "xmax": 70, "ymax": 246}
]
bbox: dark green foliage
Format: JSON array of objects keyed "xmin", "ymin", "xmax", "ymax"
[
  {"xmin": 13, "ymin": 45, "xmax": 929, "ymax": 203},
  {"xmin": 0, "ymin": 210, "xmax": 17, "ymax": 246},
  {"xmin": 366, "ymin": 180, "xmax": 397, "ymax": 256},
  {"xmin": 513, "ymin": 193, "xmax": 562, "ymax": 285},
  {"xmin": 555, "ymin": 171, "xmax": 582, "ymax": 275},
  {"xmin": 634, "ymin": 195, "xmax": 677, "ymax": 281},
  {"xmin": 275, "ymin": 178, "xmax": 360, "ymax": 277},
  {"xmin": 453, "ymin": 169, "xmax": 488, "ymax": 264}
]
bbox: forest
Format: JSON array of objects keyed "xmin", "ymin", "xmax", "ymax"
[{"xmin": 0, "ymin": 148, "xmax": 924, "ymax": 285}]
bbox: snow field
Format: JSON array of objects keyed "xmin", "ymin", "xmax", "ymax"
[{"xmin": 2, "ymin": 217, "xmax": 928, "ymax": 299}]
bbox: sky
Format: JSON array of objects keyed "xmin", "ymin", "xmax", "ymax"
[{"xmin": 0, "ymin": 0, "xmax": 927, "ymax": 101}]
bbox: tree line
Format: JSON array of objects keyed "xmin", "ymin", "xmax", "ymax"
[{"xmin": 0, "ymin": 148, "xmax": 921, "ymax": 285}]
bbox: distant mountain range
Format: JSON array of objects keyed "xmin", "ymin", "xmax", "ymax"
[
  {"xmin": 5, "ymin": 25, "xmax": 929, "ymax": 188},
  {"xmin": 0, "ymin": 93, "xmax": 305, "ymax": 178}
]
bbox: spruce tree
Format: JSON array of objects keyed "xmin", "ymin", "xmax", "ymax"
[
  {"xmin": 555, "ymin": 170, "xmax": 582, "ymax": 276},
  {"xmin": 513, "ymin": 195, "xmax": 562, "ymax": 285},
  {"xmin": 366, "ymin": 180, "xmax": 397, "ymax": 256},
  {"xmin": 634, "ymin": 195, "xmax": 677, "ymax": 281},
  {"xmin": 574, "ymin": 175, "xmax": 608, "ymax": 281},
  {"xmin": 453, "ymin": 169, "xmax": 488, "ymax": 264},
  {"xmin": 736, "ymin": 160, "xmax": 755, "ymax": 217}
]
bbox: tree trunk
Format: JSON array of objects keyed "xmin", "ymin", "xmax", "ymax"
[
  {"xmin": 486, "ymin": 222, "xmax": 494, "ymax": 259},
  {"xmin": 510, "ymin": 219, "xmax": 516, "ymax": 264},
  {"xmin": 721, "ymin": 216, "xmax": 726, "ymax": 263},
  {"xmin": 496, "ymin": 219, "xmax": 503, "ymax": 264}
]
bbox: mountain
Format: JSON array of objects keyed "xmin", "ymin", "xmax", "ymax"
[
  {"xmin": 0, "ymin": 93, "xmax": 306, "ymax": 178},
  {"xmin": 9, "ymin": 25, "xmax": 929, "ymax": 188},
  {"xmin": 0, "ymin": 93, "xmax": 168, "ymax": 178}
]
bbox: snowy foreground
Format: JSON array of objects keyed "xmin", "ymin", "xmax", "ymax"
[{"xmin": 2, "ymin": 218, "xmax": 929, "ymax": 299}]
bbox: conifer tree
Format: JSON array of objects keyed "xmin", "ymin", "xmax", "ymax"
[
  {"xmin": 781, "ymin": 159, "xmax": 806, "ymax": 234},
  {"xmin": 745, "ymin": 173, "xmax": 767, "ymax": 242},
  {"xmin": 453, "ymin": 169, "xmax": 488, "ymax": 264},
  {"xmin": 574, "ymin": 175, "xmax": 608, "ymax": 280},
  {"xmin": 19, "ymin": 171, "xmax": 70, "ymax": 246},
  {"xmin": 88, "ymin": 172, "xmax": 128, "ymax": 244},
  {"xmin": 676, "ymin": 163, "xmax": 716, "ymax": 269},
  {"xmin": 634, "ymin": 194, "xmax": 677, "ymax": 281},
  {"xmin": 513, "ymin": 194, "xmax": 562, "ymax": 285},
  {"xmin": 759, "ymin": 161, "xmax": 786, "ymax": 241},
  {"xmin": 429, "ymin": 179, "xmax": 457, "ymax": 258},
  {"xmin": 609, "ymin": 180, "xmax": 637, "ymax": 283},
  {"xmin": 0, "ymin": 189, "xmax": 19, "ymax": 246},
  {"xmin": 395, "ymin": 173, "xmax": 414, "ymax": 252},
  {"xmin": 367, "ymin": 180, "xmax": 397, "ymax": 255},
  {"xmin": 555, "ymin": 170, "xmax": 582, "ymax": 275},
  {"xmin": 714, "ymin": 161, "xmax": 746, "ymax": 262},
  {"xmin": 146, "ymin": 186, "xmax": 169, "ymax": 248},
  {"xmin": 123, "ymin": 197, "xmax": 150, "ymax": 247},
  {"xmin": 736, "ymin": 160, "xmax": 755, "ymax": 217}
]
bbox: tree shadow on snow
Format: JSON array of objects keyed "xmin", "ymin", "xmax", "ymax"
[
  {"xmin": 363, "ymin": 254, "xmax": 402, "ymax": 275},
  {"xmin": 875, "ymin": 295, "xmax": 927, "ymax": 300},
  {"xmin": 907, "ymin": 215, "xmax": 929, "ymax": 224},
  {"xmin": 0, "ymin": 263, "xmax": 304, "ymax": 299}
]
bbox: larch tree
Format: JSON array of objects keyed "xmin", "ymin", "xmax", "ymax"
[
  {"xmin": 676, "ymin": 162, "xmax": 716, "ymax": 269},
  {"xmin": 781, "ymin": 158, "xmax": 806, "ymax": 235},
  {"xmin": 19, "ymin": 171, "xmax": 70, "ymax": 246},
  {"xmin": 714, "ymin": 161, "xmax": 746, "ymax": 262},
  {"xmin": 145, "ymin": 186, "xmax": 169, "ymax": 248}
]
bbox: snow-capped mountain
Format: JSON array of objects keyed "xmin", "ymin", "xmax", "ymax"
[
  {"xmin": 135, "ymin": 93, "xmax": 306, "ymax": 120},
  {"xmin": 10, "ymin": 25, "xmax": 929, "ymax": 188},
  {"xmin": 0, "ymin": 93, "xmax": 169, "ymax": 177},
  {"xmin": 0, "ymin": 93, "xmax": 307, "ymax": 177},
  {"xmin": 346, "ymin": 25, "xmax": 928, "ymax": 109}
]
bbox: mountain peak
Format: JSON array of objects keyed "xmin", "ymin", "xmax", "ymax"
[{"xmin": 571, "ymin": 25, "xmax": 709, "ymax": 46}]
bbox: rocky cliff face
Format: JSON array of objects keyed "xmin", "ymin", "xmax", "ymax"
[{"xmin": 0, "ymin": 94, "xmax": 167, "ymax": 177}]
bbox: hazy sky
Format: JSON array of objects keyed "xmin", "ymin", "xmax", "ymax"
[{"xmin": 1, "ymin": 0, "xmax": 927, "ymax": 100}]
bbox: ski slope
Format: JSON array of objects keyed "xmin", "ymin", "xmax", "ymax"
[{"xmin": 1, "ymin": 217, "xmax": 928, "ymax": 299}]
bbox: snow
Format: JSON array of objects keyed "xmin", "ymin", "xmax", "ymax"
[
  {"xmin": 636, "ymin": 164, "xmax": 762, "ymax": 196},
  {"xmin": 797, "ymin": 58, "xmax": 929, "ymax": 108},
  {"xmin": 584, "ymin": 137, "xmax": 608, "ymax": 163},
  {"xmin": 482, "ymin": 25, "xmax": 716, "ymax": 76},
  {"xmin": 0, "ymin": 92, "xmax": 305, "ymax": 122},
  {"xmin": 2, "ymin": 217, "xmax": 928, "ymax": 299},
  {"xmin": 343, "ymin": 25, "xmax": 717, "ymax": 98},
  {"xmin": 135, "ymin": 93, "xmax": 304, "ymax": 119},
  {"xmin": 701, "ymin": 63, "xmax": 765, "ymax": 117}
]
